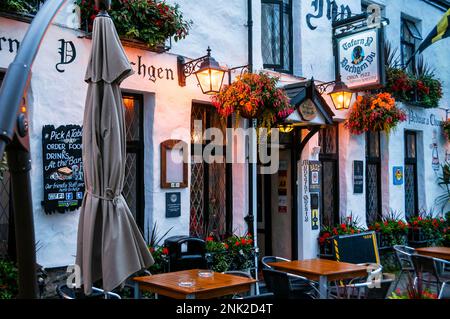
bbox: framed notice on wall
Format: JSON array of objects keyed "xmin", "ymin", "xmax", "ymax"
[
  {"xmin": 42, "ymin": 125, "xmax": 84, "ymax": 214},
  {"xmin": 353, "ymin": 160, "xmax": 364, "ymax": 194},
  {"xmin": 161, "ymin": 139, "xmax": 188, "ymax": 188},
  {"xmin": 335, "ymin": 26, "xmax": 385, "ymax": 91}
]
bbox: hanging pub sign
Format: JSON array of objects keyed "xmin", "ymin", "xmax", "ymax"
[
  {"xmin": 335, "ymin": 26, "xmax": 385, "ymax": 90},
  {"xmin": 42, "ymin": 125, "xmax": 84, "ymax": 214}
]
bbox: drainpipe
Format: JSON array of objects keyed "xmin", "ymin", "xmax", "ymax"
[{"xmin": 0, "ymin": 0, "xmax": 67, "ymax": 298}]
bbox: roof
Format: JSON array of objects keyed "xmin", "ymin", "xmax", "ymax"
[{"xmin": 283, "ymin": 80, "xmax": 335, "ymax": 125}]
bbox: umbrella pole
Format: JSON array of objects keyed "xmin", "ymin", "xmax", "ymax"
[{"xmin": 0, "ymin": 0, "xmax": 67, "ymax": 298}]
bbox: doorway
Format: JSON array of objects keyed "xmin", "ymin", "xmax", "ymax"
[
  {"xmin": 122, "ymin": 93, "xmax": 145, "ymax": 232},
  {"xmin": 257, "ymin": 132, "xmax": 294, "ymax": 260}
]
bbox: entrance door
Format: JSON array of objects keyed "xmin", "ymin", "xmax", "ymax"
[
  {"xmin": 189, "ymin": 103, "xmax": 229, "ymax": 239},
  {"xmin": 257, "ymin": 133, "xmax": 293, "ymax": 260},
  {"xmin": 122, "ymin": 93, "xmax": 145, "ymax": 232}
]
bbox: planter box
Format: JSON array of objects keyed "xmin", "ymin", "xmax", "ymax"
[
  {"xmin": 376, "ymin": 232, "xmax": 408, "ymax": 249},
  {"xmin": 408, "ymin": 227, "xmax": 427, "ymax": 243},
  {"xmin": 319, "ymin": 237, "xmax": 334, "ymax": 256}
]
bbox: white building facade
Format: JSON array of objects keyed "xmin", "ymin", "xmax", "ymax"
[{"xmin": 0, "ymin": 0, "xmax": 449, "ymax": 268}]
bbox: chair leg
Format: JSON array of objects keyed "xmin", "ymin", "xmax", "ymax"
[{"xmin": 438, "ymin": 282, "xmax": 446, "ymax": 299}]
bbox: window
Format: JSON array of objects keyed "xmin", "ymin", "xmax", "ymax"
[
  {"xmin": 319, "ymin": 125, "xmax": 339, "ymax": 227},
  {"xmin": 366, "ymin": 131, "xmax": 381, "ymax": 224},
  {"xmin": 401, "ymin": 17, "xmax": 422, "ymax": 73},
  {"xmin": 261, "ymin": 0, "xmax": 293, "ymax": 73},
  {"xmin": 405, "ymin": 131, "xmax": 418, "ymax": 219},
  {"xmin": 190, "ymin": 103, "xmax": 230, "ymax": 239}
]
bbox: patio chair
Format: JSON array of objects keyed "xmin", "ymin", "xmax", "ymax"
[
  {"xmin": 262, "ymin": 269, "xmax": 320, "ymax": 299},
  {"xmin": 329, "ymin": 263, "xmax": 386, "ymax": 299},
  {"xmin": 393, "ymin": 245, "xmax": 416, "ymax": 291},
  {"xmin": 222, "ymin": 271, "xmax": 255, "ymax": 298},
  {"xmin": 261, "ymin": 256, "xmax": 308, "ymax": 290},
  {"xmin": 411, "ymin": 255, "xmax": 450, "ymax": 293},
  {"xmin": 57, "ymin": 285, "xmax": 121, "ymax": 299},
  {"xmin": 332, "ymin": 272, "xmax": 395, "ymax": 299}
]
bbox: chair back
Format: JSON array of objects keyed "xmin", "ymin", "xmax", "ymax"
[
  {"xmin": 393, "ymin": 245, "xmax": 415, "ymax": 270},
  {"xmin": 165, "ymin": 236, "xmax": 207, "ymax": 271},
  {"xmin": 262, "ymin": 269, "xmax": 292, "ymax": 298},
  {"xmin": 261, "ymin": 256, "xmax": 290, "ymax": 269},
  {"xmin": 411, "ymin": 254, "xmax": 440, "ymax": 282}
]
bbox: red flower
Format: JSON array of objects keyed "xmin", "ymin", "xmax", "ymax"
[
  {"xmin": 149, "ymin": 247, "xmax": 155, "ymax": 253},
  {"xmin": 206, "ymin": 236, "xmax": 214, "ymax": 242},
  {"xmin": 162, "ymin": 247, "xmax": 169, "ymax": 255},
  {"xmin": 235, "ymin": 241, "xmax": 240, "ymax": 246},
  {"xmin": 224, "ymin": 243, "xmax": 229, "ymax": 249}
]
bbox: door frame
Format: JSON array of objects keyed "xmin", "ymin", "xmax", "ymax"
[{"xmin": 122, "ymin": 92, "xmax": 145, "ymax": 232}]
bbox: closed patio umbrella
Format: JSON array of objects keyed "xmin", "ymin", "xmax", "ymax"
[{"xmin": 76, "ymin": 10, "xmax": 154, "ymax": 295}]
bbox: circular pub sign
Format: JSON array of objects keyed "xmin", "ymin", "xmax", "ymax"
[{"xmin": 299, "ymin": 99, "xmax": 317, "ymax": 121}]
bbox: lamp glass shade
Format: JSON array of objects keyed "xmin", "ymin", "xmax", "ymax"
[
  {"xmin": 195, "ymin": 68, "xmax": 225, "ymax": 94},
  {"xmin": 329, "ymin": 82, "xmax": 353, "ymax": 110}
]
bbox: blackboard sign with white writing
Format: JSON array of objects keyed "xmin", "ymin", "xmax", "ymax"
[
  {"xmin": 42, "ymin": 125, "xmax": 84, "ymax": 214},
  {"xmin": 332, "ymin": 231, "xmax": 380, "ymax": 264}
]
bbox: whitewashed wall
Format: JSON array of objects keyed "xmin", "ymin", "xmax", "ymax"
[{"xmin": 0, "ymin": 0, "xmax": 251, "ymax": 267}]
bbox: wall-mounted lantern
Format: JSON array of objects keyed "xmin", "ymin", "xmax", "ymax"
[
  {"xmin": 178, "ymin": 47, "xmax": 226, "ymax": 95},
  {"xmin": 317, "ymin": 76, "xmax": 354, "ymax": 110},
  {"xmin": 277, "ymin": 123, "xmax": 294, "ymax": 133}
]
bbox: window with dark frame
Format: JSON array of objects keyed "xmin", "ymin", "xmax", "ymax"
[
  {"xmin": 366, "ymin": 131, "xmax": 382, "ymax": 224},
  {"xmin": 261, "ymin": 0, "xmax": 293, "ymax": 73},
  {"xmin": 401, "ymin": 17, "xmax": 422, "ymax": 73},
  {"xmin": 405, "ymin": 131, "xmax": 418, "ymax": 220},
  {"xmin": 319, "ymin": 125, "xmax": 340, "ymax": 227}
]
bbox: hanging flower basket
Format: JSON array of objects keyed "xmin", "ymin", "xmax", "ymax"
[
  {"xmin": 212, "ymin": 72, "xmax": 294, "ymax": 130},
  {"xmin": 344, "ymin": 92, "xmax": 407, "ymax": 135}
]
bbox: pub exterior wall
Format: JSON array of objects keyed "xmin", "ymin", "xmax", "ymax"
[{"xmin": 1, "ymin": 0, "xmax": 449, "ymax": 266}]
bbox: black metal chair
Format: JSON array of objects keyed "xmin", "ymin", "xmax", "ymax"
[
  {"xmin": 262, "ymin": 269, "xmax": 319, "ymax": 299},
  {"xmin": 393, "ymin": 245, "xmax": 416, "ymax": 291},
  {"xmin": 164, "ymin": 236, "xmax": 207, "ymax": 272},
  {"xmin": 261, "ymin": 256, "xmax": 290, "ymax": 269}
]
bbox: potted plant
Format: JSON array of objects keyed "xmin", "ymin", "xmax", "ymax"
[
  {"xmin": 368, "ymin": 212, "xmax": 408, "ymax": 249},
  {"xmin": 442, "ymin": 120, "xmax": 450, "ymax": 141},
  {"xmin": 205, "ymin": 236, "xmax": 230, "ymax": 273},
  {"xmin": 407, "ymin": 213, "xmax": 446, "ymax": 244},
  {"xmin": 212, "ymin": 72, "xmax": 294, "ymax": 131},
  {"xmin": 75, "ymin": 0, "xmax": 193, "ymax": 50},
  {"xmin": 344, "ymin": 92, "xmax": 407, "ymax": 135}
]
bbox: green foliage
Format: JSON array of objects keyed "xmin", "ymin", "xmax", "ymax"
[
  {"xmin": 148, "ymin": 245, "xmax": 168, "ymax": 274},
  {"xmin": 0, "ymin": 0, "xmax": 33, "ymax": 14},
  {"xmin": 0, "ymin": 259, "xmax": 18, "ymax": 299},
  {"xmin": 368, "ymin": 211, "xmax": 408, "ymax": 247},
  {"xmin": 206, "ymin": 234, "xmax": 255, "ymax": 272},
  {"xmin": 74, "ymin": 0, "xmax": 193, "ymax": 48}
]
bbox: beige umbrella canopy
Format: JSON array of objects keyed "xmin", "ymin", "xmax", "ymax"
[{"xmin": 76, "ymin": 11, "xmax": 154, "ymax": 295}]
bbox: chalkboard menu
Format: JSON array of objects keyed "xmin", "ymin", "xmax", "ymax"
[
  {"xmin": 332, "ymin": 231, "xmax": 380, "ymax": 264},
  {"xmin": 42, "ymin": 125, "xmax": 84, "ymax": 214}
]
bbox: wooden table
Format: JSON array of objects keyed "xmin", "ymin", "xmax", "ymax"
[
  {"xmin": 133, "ymin": 269, "xmax": 257, "ymax": 299},
  {"xmin": 268, "ymin": 259, "xmax": 369, "ymax": 299},
  {"xmin": 416, "ymin": 247, "xmax": 450, "ymax": 261}
]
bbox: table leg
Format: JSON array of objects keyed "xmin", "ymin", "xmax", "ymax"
[
  {"xmin": 134, "ymin": 282, "xmax": 141, "ymax": 299},
  {"xmin": 319, "ymin": 276, "xmax": 328, "ymax": 299}
]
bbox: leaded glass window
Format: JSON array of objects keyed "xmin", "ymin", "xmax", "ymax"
[
  {"xmin": 261, "ymin": 0, "xmax": 292, "ymax": 73},
  {"xmin": 366, "ymin": 131, "xmax": 381, "ymax": 224},
  {"xmin": 405, "ymin": 131, "xmax": 418, "ymax": 219},
  {"xmin": 401, "ymin": 18, "xmax": 422, "ymax": 73}
]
